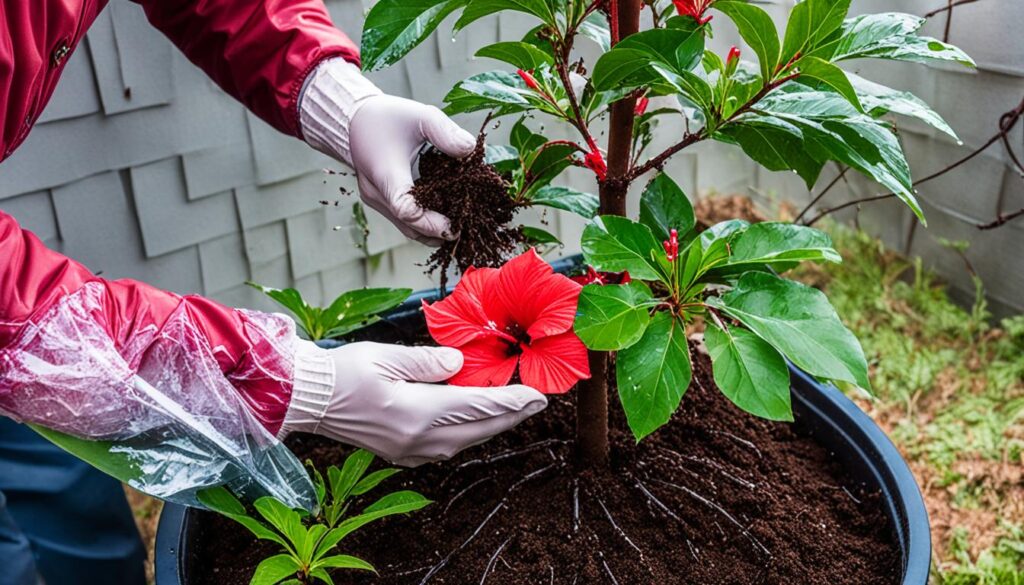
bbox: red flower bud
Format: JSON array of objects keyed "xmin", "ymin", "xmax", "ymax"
[
  {"xmin": 517, "ymin": 69, "xmax": 540, "ymax": 91},
  {"xmin": 584, "ymin": 149, "xmax": 607, "ymax": 181},
  {"xmin": 673, "ymin": 0, "xmax": 714, "ymax": 25},
  {"xmin": 634, "ymin": 96, "xmax": 650, "ymax": 117},
  {"xmin": 663, "ymin": 228, "xmax": 679, "ymax": 262},
  {"xmin": 727, "ymin": 46, "xmax": 741, "ymax": 66}
]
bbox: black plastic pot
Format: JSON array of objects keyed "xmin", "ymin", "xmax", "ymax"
[{"xmin": 155, "ymin": 256, "xmax": 930, "ymax": 584}]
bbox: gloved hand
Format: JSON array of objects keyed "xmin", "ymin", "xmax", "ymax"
[
  {"xmin": 299, "ymin": 58, "xmax": 477, "ymax": 245},
  {"xmin": 279, "ymin": 341, "xmax": 548, "ymax": 467}
]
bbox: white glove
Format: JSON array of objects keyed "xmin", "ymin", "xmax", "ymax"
[
  {"xmin": 299, "ymin": 58, "xmax": 477, "ymax": 245},
  {"xmin": 279, "ymin": 341, "xmax": 548, "ymax": 467}
]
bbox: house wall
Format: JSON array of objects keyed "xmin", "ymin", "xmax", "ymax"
[{"xmin": 1, "ymin": 0, "xmax": 1021, "ymax": 317}]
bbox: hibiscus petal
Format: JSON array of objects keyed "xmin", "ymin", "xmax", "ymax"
[
  {"xmin": 422, "ymin": 292, "xmax": 492, "ymax": 348},
  {"xmin": 494, "ymin": 249, "xmax": 581, "ymax": 341},
  {"xmin": 519, "ymin": 331, "xmax": 591, "ymax": 394},
  {"xmin": 457, "ymin": 266, "xmax": 499, "ymax": 304},
  {"xmin": 448, "ymin": 337, "xmax": 519, "ymax": 388}
]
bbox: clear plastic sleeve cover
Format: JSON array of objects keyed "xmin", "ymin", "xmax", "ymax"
[{"xmin": 0, "ymin": 283, "xmax": 316, "ymax": 510}]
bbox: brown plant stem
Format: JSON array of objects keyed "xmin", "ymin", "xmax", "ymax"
[{"xmin": 576, "ymin": 0, "xmax": 643, "ymax": 468}]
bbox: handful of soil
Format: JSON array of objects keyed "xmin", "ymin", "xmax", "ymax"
[{"xmin": 411, "ymin": 137, "xmax": 521, "ymax": 289}]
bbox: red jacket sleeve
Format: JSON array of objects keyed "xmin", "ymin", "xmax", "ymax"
[
  {"xmin": 131, "ymin": 0, "xmax": 360, "ymax": 138},
  {"xmin": 0, "ymin": 211, "xmax": 294, "ymax": 436}
]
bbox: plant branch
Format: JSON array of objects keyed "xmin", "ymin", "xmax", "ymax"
[
  {"xmin": 923, "ymin": 0, "xmax": 981, "ymax": 19},
  {"xmin": 977, "ymin": 207, "xmax": 1024, "ymax": 230},
  {"xmin": 793, "ymin": 165, "xmax": 850, "ymax": 224}
]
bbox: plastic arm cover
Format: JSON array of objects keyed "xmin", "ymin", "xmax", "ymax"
[{"xmin": 0, "ymin": 282, "xmax": 316, "ymax": 511}]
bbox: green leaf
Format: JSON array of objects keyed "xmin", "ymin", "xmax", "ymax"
[
  {"xmin": 307, "ymin": 461, "xmax": 327, "ymax": 508},
  {"xmin": 705, "ymin": 324, "xmax": 793, "ymax": 421},
  {"xmin": 616, "ymin": 312, "xmax": 692, "ymax": 441},
  {"xmin": 510, "ymin": 117, "xmax": 546, "ymax": 153},
  {"xmin": 574, "ymin": 282, "xmax": 655, "ymax": 351},
  {"xmin": 591, "ymin": 27, "xmax": 704, "ymax": 93},
  {"xmin": 329, "ymin": 449, "xmax": 375, "ymax": 506},
  {"xmin": 713, "ymin": 1, "xmax": 780, "ymax": 81},
  {"xmin": 250, "ymin": 554, "xmax": 301, "ymax": 585},
  {"xmin": 700, "ymin": 219, "xmax": 750, "ymax": 250},
  {"xmin": 254, "ymin": 498, "xmax": 307, "ymax": 548},
  {"xmin": 476, "ymin": 41, "xmax": 554, "ymax": 70},
  {"xmin": 707, "ymin": 271, "xmax": 871, "ymax": 390},
  {"xmin": 325, "ymin": 491, "xmax": 432, "ymax": 547},
  {"xmin": 797, "ymin": 56, "xmax": 863, "ymax": 112},
  {"xmin": 247, "ymin": 282, "xmax": 316, "ymax": 338},
  {"xmin": 581, "ymin": 216, "xmax": 663, "ymax": 281},
  {"xmin": 455, "ymin": 0, "xmax": 555, "ymax": 34},
  {"xmin": 848, "ymin": 73, "xmax": 958, "ymax": 141},
  {"xmin": 821, "ymin": 13, "xmax": 975, "ymax": 67},
  {"xmin": 312, "ymin": 555, "xmax": 376, "ymax": 573},
  {"xmin": 780, "ymin": 0, "xmax": 851, "ymax": 65},
  {"xmin": 197, "ymin": 486, "xmax": 245, "ymax": 516},
  {"xmin": 720, "ymin": 222, "xmax": 841, "ymax": 269},
  {"xmin": 529, "ymin": 186, "xmax": 599, "ymax": 218},
  {"xmin": 361, "ymin": 0, "xmax": 468, "ymax": 72},
  {"xmin": 485, "ymin": 144, "xmax": 520, "ymax": 174},
  {"xmin": 443, "ymin": 70, "xmax": 536, "ymax": 116},
  {"xmin": 715, "ymin": 114, "xmax": 825, "ymax": 188},
  {"xmin": 579, "ymin": 11, "xmax": 611, "ymax": 51},
  {"xmin": 301, "ymin": 525, "xmax": 329, "ymax": 565},
  {"xmin": 638, "ymin": 172, "xmax": 695, "ymax": 242},
  {"xmin": 350, "ymin": 469, "xmax": 401, "ymax": 496},
  {"xmin": 521, "ymin": 226, "xmax": 562, "ymax": 246},
  {"xmin": 308, "ymin": 570, "xmax": 333, "ymax": 585},
  {"xmin": 524, "ymin": 144, "xmax": 576, "ymax": 195},
  {"xmin": 323, "ymin": 288, "xmax": 411, "ymax": 338}
]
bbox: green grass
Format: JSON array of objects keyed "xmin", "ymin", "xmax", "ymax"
[{"xmin": 793, "ymin": 225, "xmax": 1024, "ymax": 584}]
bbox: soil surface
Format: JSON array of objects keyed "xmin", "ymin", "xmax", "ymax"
[
  {"xmin": 412, "ymin": 138, "xmax": 521, "ymax": 289},
  {"xmin": 188, "ymin": 326, "xmax": 900, "ymax": 585}
]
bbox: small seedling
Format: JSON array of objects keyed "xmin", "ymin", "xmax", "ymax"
[
  {"xmin": 198, "ymin": 449, "xmax": 430, "ymax": 585},
  {"xmin": 248, "ymin": 283, "xmax": 411, "ymax": 341}
]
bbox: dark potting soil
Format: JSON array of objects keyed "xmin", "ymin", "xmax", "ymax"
[
  {"xmin": 189, "ymin": 326, "xmax": 899, "ymax": 585},
  {"xmin": 411, "ymin": 138, "xmax": 521, "ymax": 290}
]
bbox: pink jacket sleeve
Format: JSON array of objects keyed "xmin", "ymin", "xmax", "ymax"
[
  {"xmin": 131, "ymin": 0, "xmax": 360, "ymax": 138},
  {"xmin": 0, "ymin": 211, "xmax": 296, "ymax": 437}
]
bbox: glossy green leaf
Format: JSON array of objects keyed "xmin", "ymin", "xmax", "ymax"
[
  {"xmin": 617, "ymin": 312, "xmax": 692, "ymax": 441},
  {"xmin": 797, "ymin": 56, "xmax": 863, "ymax": 112},
  {"xmin": 250, "ymin": 554, "xmax": 301, "ymax": 585},
  {"xmin": 312, "ymin": 555, "xmax": 376, "ymax": 572},
  {"xmin": 475, "ymin": 41, "xmax": 554, "ymax": 69},
  {"xmin": 361, "ymin": 0, "xmax": 468, "ymax": 72},
  {"xmin": 328, "ymin": 449, "xmax": 375, "ymax": 506},
  {"xmin": 247, "ymin": 283, "xmax": 316, "ymax": 337},
  {"xmin": 716, "ymin": 114, "xmax": 825, "ymax": 188},
  {"xmin": 581, "ymin": 216, "xmax": 663, "ymax": 281},
  {"xmin": 196, "ymin": 486, "xmax": 245, "ymax": 516},
  {"xmin": 323, "ymin": 288, "xmax": 411, "ymax": 338},
  {"xmin": 254, "ymin": 497, "xmax": 306, "ymax": 548},
  {"xmin": 574, "ymin": 282, "xmax": 654, "ymax": 351},
  {"xmin": 591, "ymin": 27, "xmax": 704, "ymax": 92},
  {"xmin": 713, "ymin": 1, "xmax": 780, "ymax": 81},
  {"xmin": 520, "ymin": 225, "xmax": 562, "ymax": 246},
  {"xmin": 707, "ymin": 271, "xmax": 871, "ymax": 390},
  {"xmin": 510, "ymin": 117, "xmax": 546, "ymax": 153},
  {"xmin": 848, "ymin": 73, "xmax": 958, "ymax": 141},
  {"xmin": 705, "ymin": 324, "xmax": 793, "ymax": 421},
  {"xmin": 721, "ymin": 222, "xmax": 841, "ymax": 269},
  {"xmin": 443, "ymin": 70, "xmax": 535, "ymax": 116},
  {"xmin": 484, "ymin": 144, "xmax": 521, "ymax": 174},
  {"xmin": 780, "ymin": 0, "xmax": 851, "ymax": 65},
  {"xmin": 638, "ymin": 172, "xmax": 695, "ymax": 242},
  {"xmin": 529, "ymin": 186, "xmax": 599, "ymax": 218},
  {"xmin": 524, "ymin": 144, "xmax": 576, "ymax": 195},
  {"xmin": 301, "ymin": 524, "xmax": 329, "ymax": 564},
  {"xmin": 821, "ymin": 13, "xmax": 975, "ymax": 67},
  {"xmin": 455, "ymin": 0, "xmax": 554, "ymax": 34},
  {"xmin": 329, "ymin": 491, "xmax": 432, "ymax": 543},
  {"xmin": 350, "ymin": 469, "xmax": 402, "ymax": 496},
  {"xmin": 700, "ymin": 219, "xmax": 750, "ymax": 250}
]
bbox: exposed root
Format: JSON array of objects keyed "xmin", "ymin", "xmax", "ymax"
[
  {"xmin": 572, "ymin": 478, "xmax": 580, "ymax": 534},
  {"xmin": 478, "ymin": 536, "xmax": 511, "ymax": 585},
  {"xmin": 633, "ymin": 478, "xmax": 697, "ymax": 561},
  {"xmin": 444, "ymin": 477, "xmax": 495, "ymax": 515},
  {"xmin": 456, "ymin": 439, "xmax": 566, "ymax": 470},
  {"xmin": 841, "ymin": 485, "xmax": 863, "ymax": 505},
  {"xmin": 596, "ymin": 496, "xmax": 645, "ymax": 560},
  {"xmin": 655, "ymin": 447, "xmax": 756, "ymax": 490},
  {"xmin": 649, "ymin": 477, "xmax": 772, "ymax": 560},
  {"xmin": 709, "ymin": 429, "xmax": 764, "ymax": 459}
]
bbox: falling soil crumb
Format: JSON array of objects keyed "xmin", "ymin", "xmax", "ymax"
[
  {"xmin": 411, "ymin": 136, "xmax": 521, "ymax": 290},
  {"xmin": 188, "ymin": 326, "xmax": 900, "ymax": 585}
]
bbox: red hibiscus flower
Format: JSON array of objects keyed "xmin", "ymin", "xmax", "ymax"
[
  {"xmin": 673, "ymin": 0, "xmax": 714, "ymax": 25},
  {"xmin": 571, "ymin": 266, "xmax": 632, "ymax": 286},
  {"xmin": 423, "ymin": 249, "xmax": 591, "ymax": 394}
]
